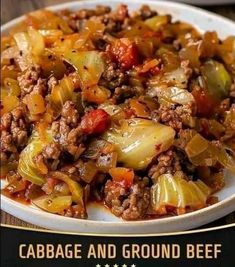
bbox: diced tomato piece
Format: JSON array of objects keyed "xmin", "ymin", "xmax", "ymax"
[
  {"xmin": 81, "ymin": 109, "xmax": 110, "ymax": 135},
  {"xmin": 192, "ymin": 87, "xmax": 216, "ymax": 117},
  {"xmin": 109, "ymin": 38, "xmax": 139, "ymax": 70},
  {"xmin": 109, "ymin": 167, "xmax": 134, "ymax": 189}
]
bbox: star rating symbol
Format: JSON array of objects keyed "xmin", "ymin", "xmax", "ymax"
[{"xmin": 96, "ymin": 264, "xmax": 136, "ymax": 267}]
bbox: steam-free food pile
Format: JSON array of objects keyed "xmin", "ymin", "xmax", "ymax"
[{"xmin": 1, "ymin": 4, "xmax": 235, "ymax": 220}]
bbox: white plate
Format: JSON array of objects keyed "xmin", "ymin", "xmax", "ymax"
[
  {"xmin": 1, "ymin": 0, "xmax": 235, "ymax": 235},
  {"xmin": 164, "ymin": 0, "xmax": 235, "ymax": 6}
]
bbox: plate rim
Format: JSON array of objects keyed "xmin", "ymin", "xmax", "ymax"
[
  {"xmin": 2, "ymin": 0, "xmax": 235, "ymax": 33},
  {"xmin": 1, "ymin": 0, "xmax": 235, "ymax": 234},
  {"xmin": 2, "ymin": 193, "xmax": 235, "ymax": 234}
]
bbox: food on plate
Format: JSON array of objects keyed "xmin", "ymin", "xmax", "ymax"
[{"xmin": 1, "ymin": 4, "xmax": 235, "ymax": 220}]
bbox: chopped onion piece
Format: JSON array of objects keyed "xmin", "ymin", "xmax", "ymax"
[
  {"xmin": 82, "ymin": 85, "xmax": 110, "ymax": 104},
  {"xmin": 148, "ymin": 86, "xmax": 194, "ymax": 105},
  {"xmin": 1, "ymin": 95, "xmax": 19, "ymax": 115},
  {"xmin": 99, "ymin": 103, "xmax": 122, "ymax": 116},
  {"xmin": 185, "ymin": 133, "xmax": 235, "ymax": 172},
  {"xmin": 26, "ymin": 94, "xmax": 46, "ymax": 115},
  {"xmin": 185, "ymin": 134, "xmax": 209, "ymax": 158},
  {"xmin": 145, "ymin": 15, "xmax": 170, "ymax": 31},
  {"xmin": 164, "ymin": 67, "xmax": 189, "ymax": 89},
  {"xmin": 217, "ymin": 149, "xmax": 235, "ymax": 173}
]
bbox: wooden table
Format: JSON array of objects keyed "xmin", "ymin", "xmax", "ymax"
[{"xmin": 1, "ymin": 0, "xmax": 235, "ymax": 229}]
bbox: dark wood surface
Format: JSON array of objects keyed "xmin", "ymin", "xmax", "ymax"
[{"xmin": 1, "ymin": 0, "xmax": 235, "ymax": 229}]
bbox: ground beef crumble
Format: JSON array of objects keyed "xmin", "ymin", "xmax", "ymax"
[
  {"xmin": 151, "ymin": 103, "xmax": 194, "ymax": 131},
  {"xmin": 33, "ymin": 101, "xmax": 86, "ymax": 172},
  {"xmin": 230, "ymin": 78, "xmax": 235, "ymax": 100},
  {"xmin": 51, "ymin": 101, "xmax": 85, "ymax": 159},
  {"xmin": 1, "ymin": 4, "xmax": 234, "ymax": 221},
  {"xmin": 42, "ymin": 142, "xmax": 61, "ymax": 160},
  {"xmin": 59, "ymin": 4, "xmax": 129, "ymax": 34},
  {"xmin": 148, "ymin": 149, "xmax": 181, "ymax": 180},
  {"xmin": 102, "ymin": 5, "xmax": 130, "ymax": 34},
  {"xmin": 67, "ymin": 5, "xmax": 111, "ymax": 20},
  {"xmin": 104, "ymin": 177, "xmax": 150, "ymax": 220},
  {"xmin": 112, "ymin": 85, "xmax": 144, "ymax": 103},
  {"xmin": 47, "ymin": 76, "xmax": 58, "ymax": 92},
  {"xmin": 0, "ymin": 105, "xmax": 29, "ymax": 163},
  {"xmin": 17, "ymin": 65, "xmax": 47, "ymax": 97},
  {"xmin": 100, "ymin": 60, "xmax": 127, "ymax": 89},
  {"xmin": 139, "ymin": 5, "xmax": 158, "ymax": 20},
  {"xmin": 221, "ymin": 104, "xmax": 235, "ymax": 143}
]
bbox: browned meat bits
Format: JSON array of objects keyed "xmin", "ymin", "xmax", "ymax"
[{"xmin": 1, "ymin": 4, "xmax": 235, "ymax": 220}]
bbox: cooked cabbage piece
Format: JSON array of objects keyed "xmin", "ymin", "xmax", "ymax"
[
  {"xmin": 18, "ymin": 131, "xmax": 52, "ymax": 185},
  {"xmin": 185, "ymin": 133, "xmax": 235, "ymax": 172},
  {"xmin": 1, "ymin": 4, "xmax": 235, "ymax": 221},
  {"xmin": 151, "ymin": 173, "xmax": 212, "ymax": 214},
  {"xmin": 49, "ymin": 76, "xmax": 75, "ymax": 117},
  {"xmin": 148, "ymin": 85, "xmax": 194, "ymax": 105},
  {"xmin": 201, "ymin": 59, "xmax": 232, "ymax": 101},
  {"xmin": 103, "ymin": 118, "xmax": 175, "ymax": 169},
  {"xmin": 13, "ymin": 28, "xmax": 45, "ymax": 70},
  {"xmin": 49, "ymin": 171, "xmax": 83, "ymax": 205},
  {"xmin": 64, "ymin": 50, "xmax": 105, "ymax": 89},
  {"xmin": 33, "ymin": 195, "xmax": 72, "ymax": 213}
]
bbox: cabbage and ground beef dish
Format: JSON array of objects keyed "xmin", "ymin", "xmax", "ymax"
[{"xmin": 1, "ymin": 4, "xmax": 235, "ymax": 220}]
